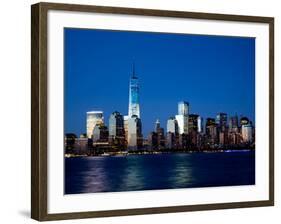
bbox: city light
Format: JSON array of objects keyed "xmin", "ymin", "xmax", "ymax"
[{"xmin": 65, "ymin": 65, "xmax": 255, "ymax": 156}]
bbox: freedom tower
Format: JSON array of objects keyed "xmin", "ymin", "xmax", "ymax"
[
  {"xmin": 126, "ymin": 64, "xmax": 142, "ymax": 150},
  {"xmin": 128, "ymin": 64, "xmax": 140, "ymax": 118}
]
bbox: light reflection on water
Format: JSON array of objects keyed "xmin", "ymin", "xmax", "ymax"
[{"xmin": 65, "ymin": 151, "xmax": 255, "ymax": 194}]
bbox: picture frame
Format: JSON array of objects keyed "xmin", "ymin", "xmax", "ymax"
[{"xmin": 31, "ymin": 2, "xmax": 274, "ymax": 221}]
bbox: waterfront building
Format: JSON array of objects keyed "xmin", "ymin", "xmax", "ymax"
[
  {"xmin": 167, "ymin": 117, "xmax": 178, "ymax": 134},
  {"xmin": 178, "ymin": 133, "xmax": 190, "ymax": 150},
  {"xmin": 188, "ymin": 114, "xmax": 199, "ymax": 147},
  {"xmin": 92, "ymin": 124, "xmax": 109, "ymax": 143},
  {"xmin": 205, "ymin": 118, "xmax": 216, "ymax": 132},
  {"xmin": 175, "ymin": 114, "xmax": 188, "ymax": 134},
  {"xmin": 242, "ymin": 124, "xmax": 253, "ymax": 143},
  {"xmin": 188, "ymin": 114, "xmax": 199, "ymax": 132},
  {"xmin": 205, "ymin": 118, "xmax": 218, "ymax": 144},
  {"xmin": 166, "ymin": 132, "xmax": 176, "ymax": 149},
  {"xmin": 166, "ymin": 117, "xmax": 179, "ymax": 150},
  {"xmin": 154, "ymin": 119, "xmax": 165, "ymax": 149},
  {"xmin": 148, "ymin": 131, "xmax": 158, "ymax": 150},
  {"xmin": 240, "ymin": 116, "xmax": 250, "ymax": 126},
  {"xmin": 127, "ymin": 115, "xmax": 143, "ymax": 150},
  {"xmin": 64, "ymin": 133, "xmax": 77, "ymax": 153},
  {"xmin": 229, "ymin": 115, "xmax": 239, "ymax": 132},
  {"xmin": 197, "ymin": 116, "xmax": 204, "ymax": 133},
  {"xmin": 73, "ymin": 136, "xmax": 89, "ymax": 153},
  {"xmin": 219, "ymin": 131, "xmax": 228, "ymax": 145},
  {"xmin": 142, "ymin": 138, "xmax": 150, "ymax": 150},
  {"xmin": 86, "ymin": 111, "xmax": 104, "ymax": 138},
  {"xmin": 123, "ymin": 115, "xmax": 129, "ymax": 146},
  {"xmin": 109, "ymin": 111, "xmax": 125, "ymax": 148},
  {"xmin": 128, "ymin": 64, "xmax": 140, "ymax": 118},
  {"xmin": 189, "ymin": 130, "xmax": 198, "ymax": 147},
  {"xmin": 216, "ymin": 113, "xmax": 228, "ymax": 132},
  {"xmin": 176, "ymin": 101, "xmax": 189, "ymax": 134}
]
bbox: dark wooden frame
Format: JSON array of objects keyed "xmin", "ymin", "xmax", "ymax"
[{"xmin": 31, "ymin": 2, "xmax": 274, "ymax": 221}]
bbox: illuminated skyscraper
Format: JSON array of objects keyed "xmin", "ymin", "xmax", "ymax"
[
  {"xmin": 166, "ymin": 117, "xmax": 179, "ymax": 149},
  {"xmin": 188, "ymin": 114, "xmax": 199, "ymax": 132},
  {"xmin": 123, "ymin": 115, "xmax": 129, "ymax": 145},
  {"xmin": 242, "ymin": 124, "xmax": 253, "ymax": 143},
  {"xmin": 216, "ymin": 113, "xmax": 228, "ymax": 131},
  {"xmin": 155, "ymin": 119, "xmax": 160, "ymax": 132},
  {"xmin": 109, "ymin": 111, "xmax": 124, "ymax": 137},
  {"xmin": 109, "ymin": 111, "xmax": 125, "ymax": 147},
  {"xmin": 128, "ymin": 64, "xmax": 140, "ymax": 118},
  {"xmin": 240, "ymin": 116, "xmax": 250, "ymax": 126},
  {"xmin": 92, "ymin": 124, "xmax": 108, "ymax": 143},
  {"xmin": 178, "ymin": 101, "xmax": 189, "ymax": 115},
  {"xmin": 205, "ymin": 118, "xmax": 218, "ymax": 144},
  {"xmin": 154, "ymin": 119, "xmax": 165, "ymax": 149},
  {"xmin": 167, "ymin": 117, "xmax": 178, "ymax": 134},
  {"xmin": 175, "ymin": 101, "xmax": 189, "ymax": 134},
  {"xmin": 197, "ymin": 116, "xmax": 203, "ymax": 133},
  {"xmin": 126, "ymin": 64, "xmax": 142, "ymax": 149},
  {"xmin": 86, "ymin": 111, "xmax": 104, "ymax": 138},
  {"xmin": 175, "ymin": 114, "xmax": 188, "ymax": 134},
  {"xmin": 229, "ymin": 115, "xmax": 239, "ymax": 132}
]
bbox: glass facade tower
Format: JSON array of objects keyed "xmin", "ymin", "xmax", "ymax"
[
  {"xmin": 86, "ymin": 111, "xmax": 104, "ymax": 138},
  {"xmin": 128, "ymin": 65, "xmax": 140, "ymax": 118},
  {"xmin": 176, "ymin": 101, "xmax": 189, "ymax": 134},
  {"xmin": 178, "ymin": 101, "xmax": 189, "ymax": 116}
]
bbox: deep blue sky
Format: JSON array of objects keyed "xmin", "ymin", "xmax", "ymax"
[{"xmin": 64, "ymin": 28, "xmax": 255, "ymax": 136}]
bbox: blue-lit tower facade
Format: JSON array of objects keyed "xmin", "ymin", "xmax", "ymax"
[
  {"xmin": 127, "ymin": 64, "xmax": 142, "ymax": 150},
  {"xmin": 128, "ymin": 64, "xmax": 140, "ymax": 118}
]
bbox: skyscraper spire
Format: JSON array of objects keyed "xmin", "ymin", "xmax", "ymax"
[{"xmin": 132, "ymin": 62, "xmax": 136, "ymax": 78}]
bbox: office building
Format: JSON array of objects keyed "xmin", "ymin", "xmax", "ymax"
[
  {"xmin": 188, "ymin": 114, "xmax": 199, "ymax": 132},
  {"xmin": 242, "ymin": 124, "xmax": 253, "ymax": 143},
  {"xmin": 166, "ymin": 132, "xmax": 176, "ymax": 149},
  {"xmin": 175, "ymin": 101, "xmax": 189, "ymax": 134},
  {"xmin": 197, "ymin": 116, "xmax": 204, "ymax": 133},
  {"xmin": 148, "ymin": 131, "xmax": 158, "ymax": 150},
  {"xmin": 127, "ymin": 115, "xmax": 142, "ymax": 150},
  {"xmin": 206, "ymin": 118, "xmax": 218, "ymax": 144},
  {"xmin": 240, "ymin": 116, "xmax": 250, "ymax": 126},
  {"xmin": 109, "ymin": 111, "xmax": 125, "ymax": 147},
  {"xmin": 123, "ymin": 115, "xmax": 129, "ymax": 145},
  {"xmin": 154, "ymin": 119, "xmax": 165, "ymax": 149},
  {"xmin": 155, "ymin": 119, "xmax": 160, "ymax": 132},
  {"xmin": 166, "ymin": 117, "xmax": 178, "ymax": 150},
  {"xmin": 167, "ymin": 117, "xmax": 178, "ymax": 134},
  {"xmin": 216, "ymin": 113, "xmax": 228, "ymax": 132},
  {"xmin": 64, "ymin": 133, "xmax": 77, "ymax": 153},
  {"xmin": 219, "ymin": 132, "xmax": 228, "ymax": 145},
  {"xmin": 92, "ymin": 124, "xmax": 108, "ymax": 143},
  {"xmin": 73, "ymin": 136, "xmax": 89, "ymax": 153},
  {"xmin": 229, "ymin": 115, "xmax": 239, "ymax": 132},
  {"xmin": 86, "ymin": 111, "xmax": 104, "ymax": 138},
  {"xmin": 175, "ymin": 114, "xmax": 189, "ymax": 134}
]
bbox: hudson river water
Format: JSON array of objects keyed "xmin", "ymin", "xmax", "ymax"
[{"xmin": 65, "ymin": 150, "xmax": 255, "ymax": 194}]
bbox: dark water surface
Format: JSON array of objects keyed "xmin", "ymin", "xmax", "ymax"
[{"xmin": 65, "ymin": 151, "xmax": 255, "ymax": 194}]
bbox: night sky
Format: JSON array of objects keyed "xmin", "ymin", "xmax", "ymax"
[{"xmin": 64, "ymin": 28, "xmax": 255, "ymax": 136}]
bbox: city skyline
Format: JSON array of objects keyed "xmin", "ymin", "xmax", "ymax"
[{"xmin": 64, "ymin": 28, "xmax": 255, "ymax": 136}]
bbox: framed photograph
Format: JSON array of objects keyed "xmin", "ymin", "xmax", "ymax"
[{"xmin": 31, "ymin": 2, "xmax": 274, "ymax": 221}]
